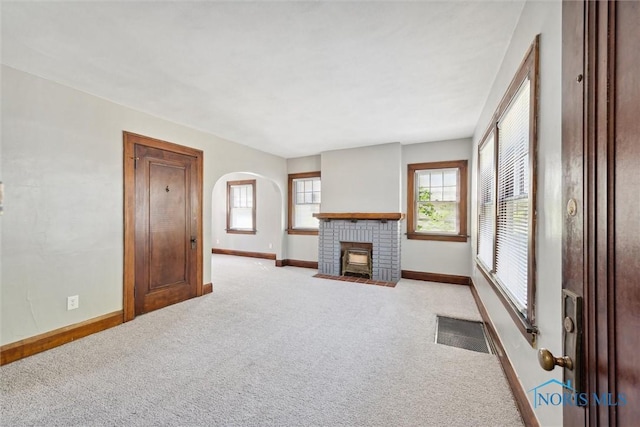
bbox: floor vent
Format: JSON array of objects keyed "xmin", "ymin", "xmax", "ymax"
[{"xmin": 435, "ymin": 316, "xmax": 491, "ymax": 354}]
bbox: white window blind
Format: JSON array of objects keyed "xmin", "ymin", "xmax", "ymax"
[
  {"xmin": 495, "ymin": 80, "xmax": 530, "ymax": 314},
  {"xmin": 230, "ymin": 183, "xmax": 254, "ymax": 230},
  {"xmin": 477, "ymin": 133, "xmax": 495, "ymax": 269}
]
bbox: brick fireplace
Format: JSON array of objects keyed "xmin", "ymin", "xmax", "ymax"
[{"xmin": 314, "ymin": 213, "xmax": 404, "ymax": 283}]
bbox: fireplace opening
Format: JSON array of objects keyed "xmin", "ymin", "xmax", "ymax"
[{"xmin": 340, "ymin": 242, "xmax": 373, "ymax": 279}]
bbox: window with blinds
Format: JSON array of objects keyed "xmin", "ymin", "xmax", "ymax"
[
  {"xmin": 496, "ymin": 81, "xmax": 530, "ymax": 315},
  {"xmin": 227, "ymin": 180, "xmax": 256, "ymax": 233},
  {"xmin": 475, "ymin": 36, "xmax": 538, "ymax": 340},
  {"xmin": 477, "ymin": 133, "xmax": 495, "ymax": 270}
]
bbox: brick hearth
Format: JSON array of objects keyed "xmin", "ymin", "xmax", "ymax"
[{"xmin": 314, "ymin": 213, "xmax": 404, "ymax": 283}]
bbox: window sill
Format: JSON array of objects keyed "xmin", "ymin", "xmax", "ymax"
[
  {"xmin": 226, "ymin": 229, "xmax": 256, "ymax": 235},
  {"xmin": 476, "ymin": 260, "xmax": 537, "ymax": 346},
  {"xmin": 406, "ymin": 232, "xmax": 468, "ymax": 242},
  {"xmin": 287, "ymin": 229, "xmax": 319, "ymax": 236}
]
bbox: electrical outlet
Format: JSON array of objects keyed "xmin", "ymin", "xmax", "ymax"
[
  {"xmin": 268, "ymin": 243, "xmax": 273, "ymax": 249},
  {"xmin": 67, "ymin": 295, "xmax": 79, "ymax": 311},
  {"xmin": 216, "ymin": 239, "xmax": 220, "ymax": 244}
]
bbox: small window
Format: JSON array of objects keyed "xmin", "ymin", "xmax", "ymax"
[
  {"xmin": 407, "ymin": 160, "xmax": 468, "ymax": 242},
  {"xmin": 226, "ymin": 180, "xmax": 256, "ymax": 234},
  {"xmin": 288, "ymin": 172, "xmax": 321, "ymax": 235}
]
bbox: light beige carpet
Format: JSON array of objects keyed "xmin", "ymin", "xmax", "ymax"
[{"xmin": 0, "ymin": 255, "xmax": 523, "ymax": 426}]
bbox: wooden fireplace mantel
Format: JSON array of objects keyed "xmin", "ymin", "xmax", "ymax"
[{"xmin": 313, "ymin": 212, "xmax": 405, "ymax": 221}]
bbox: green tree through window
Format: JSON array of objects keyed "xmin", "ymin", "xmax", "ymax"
[{"xmin": 407, "ymin": 160, "xmax": 467, "ymax": 242}]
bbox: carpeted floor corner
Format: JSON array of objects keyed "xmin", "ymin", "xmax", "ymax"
[{"xmin": 0, "ymin": 255, "xmax": 523, "ymax": 426}]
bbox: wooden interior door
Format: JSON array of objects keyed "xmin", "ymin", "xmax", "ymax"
[
  {"xmin": 124, "ymin": 132, "xmax": 203, "ymax": 321},
  {"xmin": 563, "ymin": 1, "xmax": 640, "ymax": 425}
]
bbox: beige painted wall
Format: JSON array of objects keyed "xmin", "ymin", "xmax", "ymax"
[
  {"xmin": 287, "ymin": 155, "xmax": 321, "ymax": 175},
  {"xmin": 211, "ymin": 172, "xmax": 284, "ymax": 258},
  {"xmin": 285, "ymin": 155, "xmax": 321, "ymax": 262},
  {"xmin": 470, "ymin": 1, "xmax": 563, "ymax": 425},
  {"xmin": 1, "ymin": 66, "xmax": 286, "ymax": 345},
  {"xmin": 401, "ymin": 138, "xmax": 472, "ymax": 276},
  {"xmin": 286, "ymin": 141, "xmax": 474, "ymax": 275},
  {"xmin": 320, "ymin": 142, "xmax": 402, "ymax": 213}
]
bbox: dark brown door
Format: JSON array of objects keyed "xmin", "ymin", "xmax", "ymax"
[
  {"xmin": 563, "ymin": 1, "xmax": 640, "ymax": 425},
  {"xmin": 562, "ymin": 0, "xmax": 586, "ymax": 423},
  {"xmin": 124, "ymin": 132, "xmax": 203, "ymax": 321}
]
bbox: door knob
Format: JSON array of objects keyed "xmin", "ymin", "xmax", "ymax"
[{"xmin": 538, "ymin": 348, "xmax": 573, "ymax": 371}]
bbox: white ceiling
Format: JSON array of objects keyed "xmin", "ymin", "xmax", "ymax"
[{"xmin": 1, "ymin": 1, "xmax": 524, "ymax": 158}]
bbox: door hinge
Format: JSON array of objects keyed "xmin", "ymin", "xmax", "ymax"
[{"xmin": 131, "ymin": 156, "xmax": 140, "ymax": 168}]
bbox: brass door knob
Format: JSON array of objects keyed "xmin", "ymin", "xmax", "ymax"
[{"xmin": 538, "ymin": 348, "xmax": 573, "ymax": 371}]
